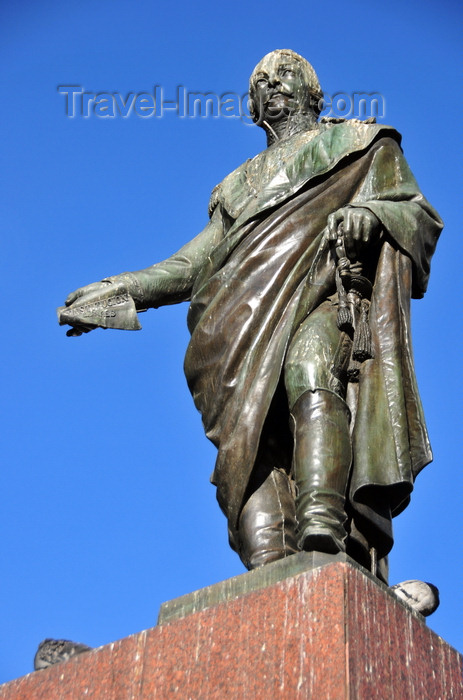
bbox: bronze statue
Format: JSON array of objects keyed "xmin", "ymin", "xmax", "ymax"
[{"xmin": 59, "ymin": 50, "xmax": 442, "ymax": 584}]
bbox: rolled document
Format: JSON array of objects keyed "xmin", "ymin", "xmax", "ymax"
[{"xmin": 57, "ymin": 288, "xmax": 142, "ymax": 335}]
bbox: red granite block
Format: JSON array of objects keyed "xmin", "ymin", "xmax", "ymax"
[
  {"xmin": 345, "ymin": 567, "xmax": 463, "ymax": 699},
  {"xmin": 1, "ymin": 561, "xmax": 461, "ymax": 699},
  {"xmin": 135, "ymin": 564, "xmax": 348, "ymax": 698}
]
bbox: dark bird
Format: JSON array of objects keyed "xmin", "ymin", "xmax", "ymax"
[
  {"xmin": 34, "ymin": 638, "xmax": 92, "ymax": 670},
  {"xmin": 390, "ymin": 580, "xmax": 440, "ymax": 617}
]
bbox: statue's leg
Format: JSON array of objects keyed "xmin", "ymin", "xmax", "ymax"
[
  {"xmin": 237, "ymin": 467, "xmax": 298, "ymax": 570},
  {"xmin": 285, "ymin": 300, "xmax": 352, "ymax": 554},
  {"xmin": 290, "ymin": 390, "xmax": 351, "ymax": 553}
]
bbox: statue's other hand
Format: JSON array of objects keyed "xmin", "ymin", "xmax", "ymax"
[{"xmin": 327, "ymin": 207, "xmax": 381, "ymax": 259}]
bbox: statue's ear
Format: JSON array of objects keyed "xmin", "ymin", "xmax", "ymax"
[
  {"xmin": 248, "ymin": 98, "xmax": 256, "ymax": 121},
  {"xmin": 248, "ymin": 98, "xmax": 265, "ymax": 126}
]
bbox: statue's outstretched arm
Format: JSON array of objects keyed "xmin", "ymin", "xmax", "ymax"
[{"xmin": 59, "ymin": 207, "xmax": 224, "ymax": 335}]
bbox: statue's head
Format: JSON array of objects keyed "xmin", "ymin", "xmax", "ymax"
[{"xmin": 249, "ymin": 49, "xmax": 323, "ymax": 126}]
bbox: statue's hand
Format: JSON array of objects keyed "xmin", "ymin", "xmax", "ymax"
[
  {"xmin": 61, "ymin": 273, "xmax": 145, "ymax": 336},
  {"xmin": 65, "ymin": 273, "xmax": 144, "ymax": 309},
  {"xmin": 327, "ymin": 207, "xmax": 381, "ymax": 259},
  {"xmin": 61, "ymin": 279, "xmax": 123, "ymax": 336},
  {"xmin": 65, "ymin": 280, "xmax": 113, "ymax": 307}
]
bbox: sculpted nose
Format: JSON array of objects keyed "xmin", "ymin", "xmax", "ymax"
[{"xmin": 267, "ymin": 73, "xmax": 280, "ymax": 89}]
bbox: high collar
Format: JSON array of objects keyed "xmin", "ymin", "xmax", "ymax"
[{"xmin": 262, "ymin": 111, "xmax": 319, "ymax": 147}]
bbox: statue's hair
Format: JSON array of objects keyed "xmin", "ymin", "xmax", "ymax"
[{"xmin": 249, "ymin": 49, "xmax": 323, "ymax": 120}]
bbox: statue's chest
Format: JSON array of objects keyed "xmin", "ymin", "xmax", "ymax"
[{"xmin": 221, "ymin": 131, "xmax": 319, "ymax": 221}]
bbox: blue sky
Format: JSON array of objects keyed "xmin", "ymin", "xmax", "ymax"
[{"xmin": 1, "ymin": 0, "xmax": 461, "ymax": 684}]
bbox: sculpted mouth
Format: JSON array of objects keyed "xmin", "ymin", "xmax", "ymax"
[{"xmin": 266, "ymin": 92, "xmax": 292, "ymax": 106}]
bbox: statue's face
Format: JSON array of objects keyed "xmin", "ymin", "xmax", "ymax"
[{"xmin": 251, "ymin": 53, "xmax": 312, "ymax": 124}]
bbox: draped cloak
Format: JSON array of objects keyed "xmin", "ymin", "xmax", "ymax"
[{"xmin": 144, "ymin": 121, "xmax": 442, "ymax": 558}]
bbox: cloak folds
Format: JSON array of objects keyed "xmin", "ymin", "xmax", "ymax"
[{"xmin": 182, "ymin": 123, "xmax": 442, "ymax": 556}]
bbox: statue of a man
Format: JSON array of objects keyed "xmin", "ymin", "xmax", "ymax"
[{"xmin": 60, "ymin": 50, "xmax": 442, "ymax": 583}]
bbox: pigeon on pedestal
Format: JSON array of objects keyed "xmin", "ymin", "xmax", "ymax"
[
  {"xmin": 34, "ymin": 638, "xmax": 92, "ymax": 670},
  {"xmin": 390, "ymin": 580, "xmax": 440, "ymax": 617}
]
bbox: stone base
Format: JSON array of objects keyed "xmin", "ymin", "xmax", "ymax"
[{"xmin": 1, "ymin": 556, "xmax": 461, "ymax": 699}]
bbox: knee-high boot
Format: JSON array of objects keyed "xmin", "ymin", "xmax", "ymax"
[
  {"xmin": 237, "ymin": 468, "xmax": 298, "ymax": 570},
  {"xmin": 290, "ymin": 389, "xmax": 352, "ymax": 554}
]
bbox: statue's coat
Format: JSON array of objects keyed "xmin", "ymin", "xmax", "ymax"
[{"xmin": 140, "ymin": 122, "xmax": 442, "ymax": 556}]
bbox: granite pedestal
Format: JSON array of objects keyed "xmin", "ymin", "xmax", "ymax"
[{"xmin": 1, "ymin": 555, "xmax": 461, "ymax": 699}]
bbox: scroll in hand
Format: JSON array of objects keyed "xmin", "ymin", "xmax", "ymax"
[{"xmin": 57, "ymin": 279, "xmax": 142, "ymax": 336}]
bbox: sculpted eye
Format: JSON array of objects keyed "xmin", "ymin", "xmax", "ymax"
[
  {"xmin": 282, "ymin": 69, "xmax": 295, "ymax": 77},
  {"xmin": 256, "ymin": 78, "xmax": 268, "ymax": 87}
]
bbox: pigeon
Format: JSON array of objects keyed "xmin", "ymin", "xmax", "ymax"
[
  {"xmin": 390, "ymin": 580, "xmax": 440, "ymax": 617},
  {"xmin": 34, "ymin": 638, "xmax": 92, "ymax": 670}
]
